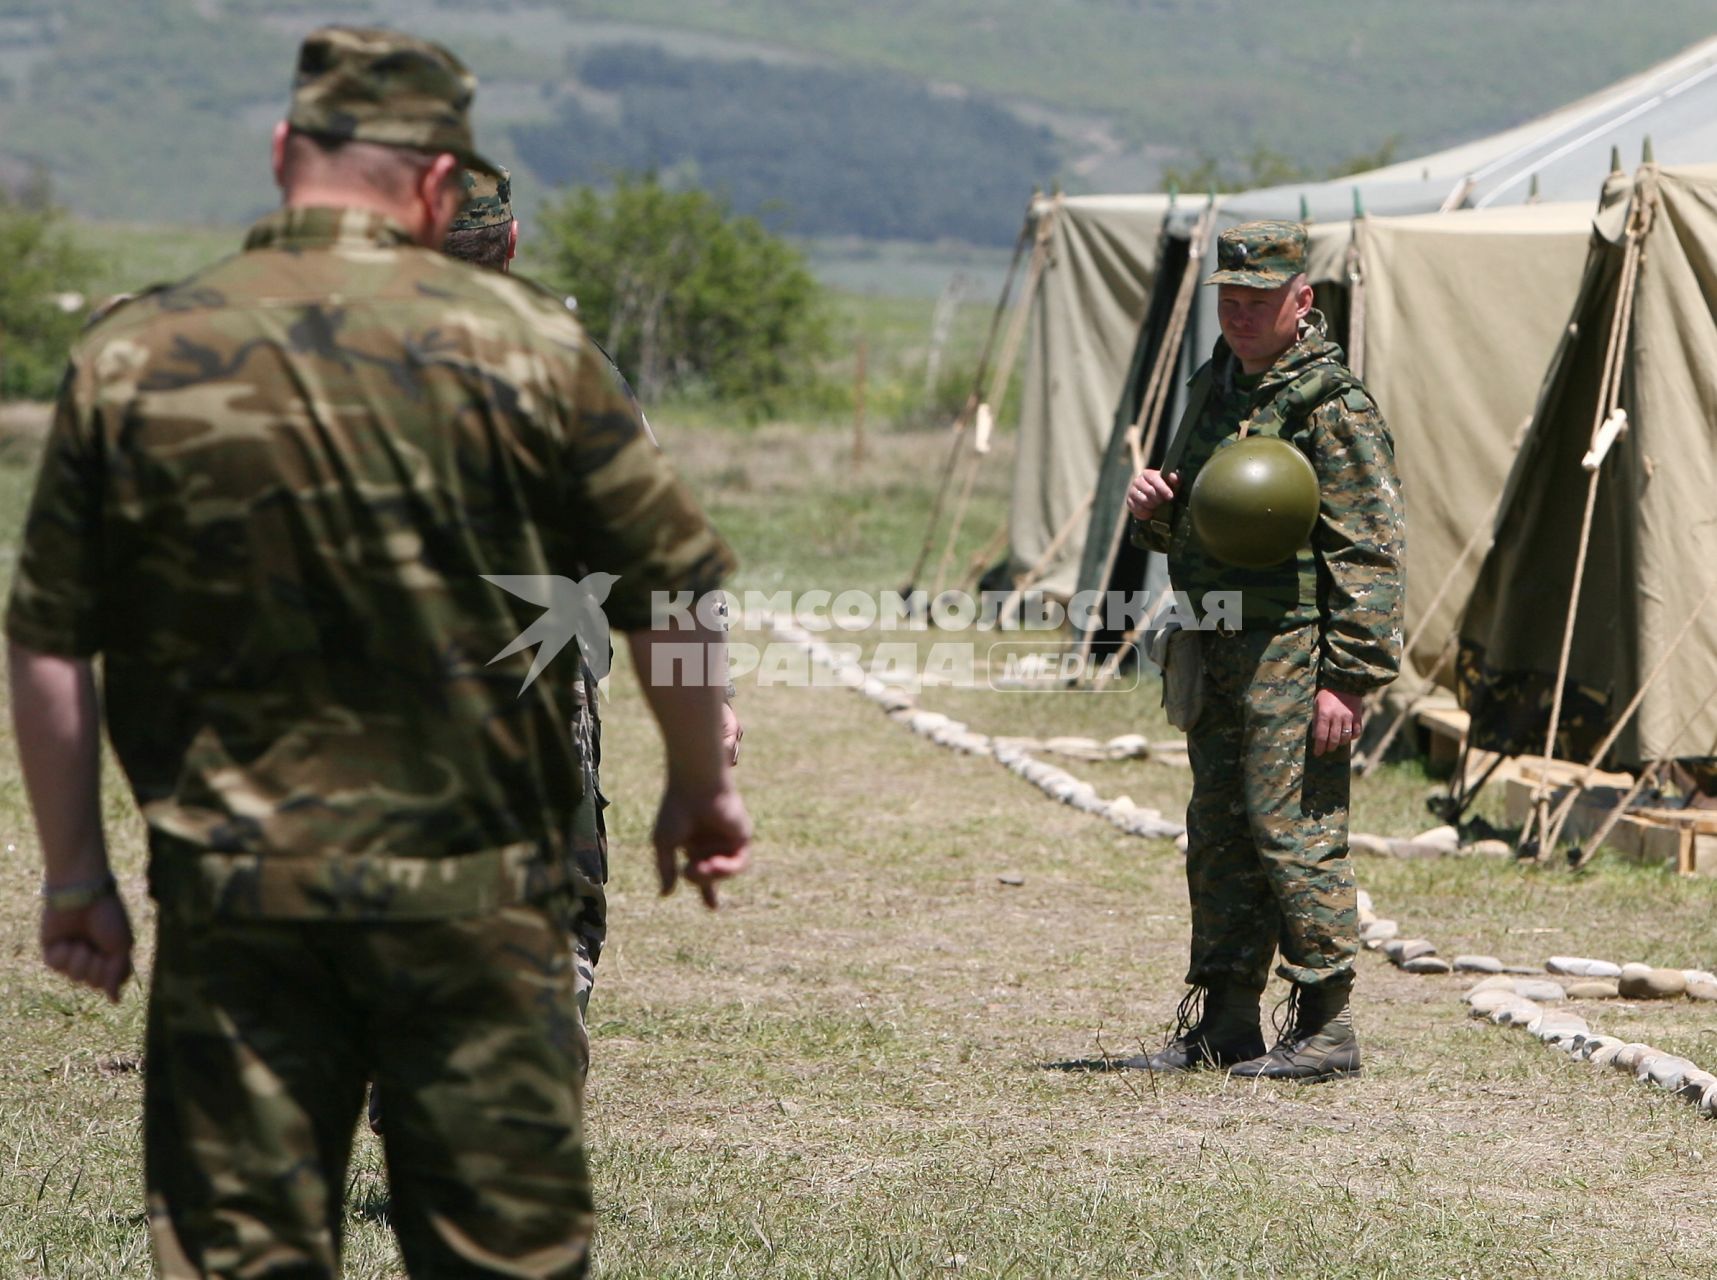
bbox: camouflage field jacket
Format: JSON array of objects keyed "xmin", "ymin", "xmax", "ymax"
[
  {"xmin": 6, "ymin": 206, "xmax": 733, "ymax": 920},
  {"xmin": 1133, "ymin": 317, "xmax": 1405, "ymax": 694}
]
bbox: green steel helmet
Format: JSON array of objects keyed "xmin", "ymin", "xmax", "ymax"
[{"xmin": 1188, "ymin": 436, "xmax": 1320, "ymax": 568}]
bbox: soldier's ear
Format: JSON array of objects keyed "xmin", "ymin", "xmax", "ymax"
[
  {"xmin": 418, "ymin": 152, "xmax": 464, "ymax": 248},
  {"xmin": 270, "ymin": 121, "xmax": 291, "ymax": 192},
  {"xmin": 506, "ymin": 220, "xmax": 518, "ymax": 264}
]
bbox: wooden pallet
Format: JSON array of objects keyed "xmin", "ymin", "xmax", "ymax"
[
  {"xmin": 1407, "ymin": 704, "xmax": 1716, "ymax": 875},
  {"xmin": 1503, "ymin": 774, "xmax": 1717, "ymax": 875},
  {"xmin": 1407, "ymin": 704, "xmax": 1632, "ymax": 791}
]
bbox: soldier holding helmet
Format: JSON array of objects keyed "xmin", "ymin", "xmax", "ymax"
[{"xmin": 1123, "ymin": 220, "xmax": 1405, "ymax": 1082}]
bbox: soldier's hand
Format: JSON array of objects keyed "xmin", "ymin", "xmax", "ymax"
[
  {"xmin": 1313, "ymin": 688, "xmax": 1365, "ymax": 757},
  {"xmin": 41, "ymin": 893, "xmax": 134, "ymax": 1004},
  {"xmin": 1126, "ymin": 469, "xmax": 1179, "ymax": 520},
  {"xmin": 653, "ymin": 783, "xmax": 752, "ymax": 909},
  {"xmin": 720, "ymin": 702, "xmax": 743, "ymax": 766}
]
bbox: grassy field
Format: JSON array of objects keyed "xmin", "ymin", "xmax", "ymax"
[{"xmin": 2, "ymin": 407, "xmax": 1716, "ymax": 1278}]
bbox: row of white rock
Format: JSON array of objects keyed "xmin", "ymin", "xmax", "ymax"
[
  {"xmin": 766, "ymin": 617, "xmax": 1187, "ymax": 842},
  {"xmin": 1350, "ymin": 823, "xmax": 1513, "ymax": 861},
  {"xmin": 1355, "ymin": 889, "xmax": 1717, "ymax": 1119},
  {"xmin": 1356, "ymin": 894, "xmax": 1717, "ymax": 1001},
  {"xmin": 1464, "ymin": 974, "xmax": 1717, "ymax": 1118}
]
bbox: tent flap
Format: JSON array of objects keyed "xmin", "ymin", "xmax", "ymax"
[{"xmin": 1458, "ymin": 165, "xmax": 1717, "ymax": 769}]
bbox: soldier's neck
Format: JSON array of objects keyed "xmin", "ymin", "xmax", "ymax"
[
  {"xmin": 280, "ymin": 187, "xmax": 435, "ymax": 246},
  {"xmin": 1237, "ymin": 343, "xmax": 1293, "ymax": 376}
]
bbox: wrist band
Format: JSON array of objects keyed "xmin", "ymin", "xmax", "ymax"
[{"xmin": 42, "ymin": 872, "xmax": 117, "ymax": 912}]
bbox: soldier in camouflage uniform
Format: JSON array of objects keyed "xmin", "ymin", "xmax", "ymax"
[
  {"xmin": 358, "ymin": 172, "xmax": 744, "ymax": 1141},
  {"xmin": 359, "ymin": 168, "xmax": 608, "ymax": 1140},
  {"xmin": 6, "ymin": 25, "xmax": 748, "ymax": 1279},
  {"xmin": 1123, "ymin": 221, "xmax": 1404, "ymax": 1082},
  {"xmin": 440, "ymin": 162, "xmax": 745, "ymax": 1008}
]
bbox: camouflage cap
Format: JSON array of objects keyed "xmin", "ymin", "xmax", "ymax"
[
  {"xmin": 1205, "ymin": 220, "xmax": 1308, "ymax": 288},
  {"xmin": 287, "ymin": 25, "xmax": 501, "ymax": 176},
  {"xmin": 451, "ymin": 166, "xmax": 512, "ymax": 231}
]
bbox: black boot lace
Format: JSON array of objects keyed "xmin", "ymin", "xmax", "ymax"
[
  {"xmin": 1167, "ymin": 985, "xmax": 1207, "ymax": 1047},
  {"xmin": 1269, "ymin": 985, "xmax": 1305, "ymax": 1049}
]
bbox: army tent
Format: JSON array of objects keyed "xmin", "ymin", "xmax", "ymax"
[
  {"xmin": 998, "ymin": 34, "xmax": 1717, "ymax": 613},
  {"xmin": 1005, "ymin": 194, "xmax": 1188, "ymax": 598},
  {"xmin": 1315, "ymin": 203, "xmax": 1595, "ymax": 686},
  {"xmin": 1063, "ymin": 201, "xmax": 1595, "ymax": 675},
  {"xmin": 1458, "ymin": 164, "xmax": 1717, "ymax": 775}
]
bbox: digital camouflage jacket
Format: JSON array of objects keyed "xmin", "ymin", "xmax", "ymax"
[{"xmin": 1133, "ymin": 315, "xmax": 1405, "ymax": 694}]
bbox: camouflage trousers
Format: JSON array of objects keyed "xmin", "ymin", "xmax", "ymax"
[
  {"xmin": 1183, "ymin": 622, "xmax": 1358, "ymax": 994},
  {"xmin": 145, "ymin": 900, "xmax": 593, "ymax": 1279}
]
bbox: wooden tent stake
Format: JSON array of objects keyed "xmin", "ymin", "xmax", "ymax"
[
  {"xmin": 929, "ymin": 197, "xmax": 1060, "ymax": 601},
  {"xmin": 901, "ymin": 205, "xmax": 1036, "ymax": 592}
]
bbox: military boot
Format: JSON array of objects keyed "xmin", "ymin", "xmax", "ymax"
[
  {"xmin": 1116, "ymin": 983, "xmax": 1266, "ymax": 1072},
  {"xmin": 1228, "ymin": 980, "xmax": 1361, "ymax": 1082}
]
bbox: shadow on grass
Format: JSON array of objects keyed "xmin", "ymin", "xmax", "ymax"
[{"xmin": 348, "ymin": 1182, "xmax": 392, "ymax": 1227}]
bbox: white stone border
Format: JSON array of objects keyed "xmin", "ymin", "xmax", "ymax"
[
  {"xmin": 765, "ymin": 616, "xmax": 1186, "ymax": 842},
  {"xmin": 1354, "ymin": 890, "xmax": 1717, "ymax": 1119}
]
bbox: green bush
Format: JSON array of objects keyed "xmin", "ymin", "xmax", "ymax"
[
  {"xmin": 0, "ymin": 181, "xmax": 98, "ymax": 400},
  {"xmin": 536, "ymin": 174, "xmax": 828, "ymax": 420}
]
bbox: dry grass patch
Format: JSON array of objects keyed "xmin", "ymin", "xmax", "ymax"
[{"xmin": 1, "ymin": 415, "xmax": 1715, "ymax": 1277}]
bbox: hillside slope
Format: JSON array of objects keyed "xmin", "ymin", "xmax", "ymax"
[{"xmin": 0, "ymin": 0, "xmax": 1712, "ymax": 242}]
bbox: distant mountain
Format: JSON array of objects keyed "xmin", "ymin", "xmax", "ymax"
[{"xmin": 1, "ymin": 0, "xmax": 1713, "ymax": 243}]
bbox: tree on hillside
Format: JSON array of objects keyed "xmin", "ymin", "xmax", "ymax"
[
  {"xmin": 537, "ymin": 174, "xmax": 827, "ymax": 417},
  {"xmin": 0, "ymin": 177, "xmax": 98, "ymax": 400}
]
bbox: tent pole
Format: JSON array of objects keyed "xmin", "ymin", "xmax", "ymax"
[
  {"xmin": 1439, "ymin": 175, "xmax": 1476, "ymax": 213},
  {"xmin": 929, "ymin": 448, "xmax": 985, "ymax": 602},
  {"xmin": 901, "ymin": 202, "xmax": 1037, "ymax": 594},
  {"xmin": 962, "ymin": 519, "xmax": 1012, "ymax": 588},
  {"xmin": 1126, "ymin": 202, "xmax": 1219, "ymax": 476},
  {"xmin": 929, "ymin": 199, "xmax": 1060, "ymax": 600},
  {"xmin": 1525, "ymin": 189, "xmax": 1653, "ymax": 858},
  {"xmin": 1070, "ymin": 201, "xmax": 1219, "ymax": 676},
  {"xmin": 996, "ymin": 487, "xmax": 1097, "ymax": 627},
  {"xmin": 1345, "ymin": 215, "xmax": 1368, "ymax": 380},
  {"xmin": 1570, "ymin": 761, "xmax": 1663, "ymax": 870},
  {"xmin": 1572, "ymin": 687, "xmax": 1717, "ymax": 868}
]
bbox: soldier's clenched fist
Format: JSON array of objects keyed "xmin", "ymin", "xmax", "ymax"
[{"xmin": 1126, "ymin": 469, "xmax": 1180, "ymax": 520}]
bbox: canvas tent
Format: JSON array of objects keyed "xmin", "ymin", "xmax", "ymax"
[
  {"xmin": 1000, "ymin": 35, "xmax": 1717, "ymax": 625},
  {"xmin": 1060, "ymin": 200, "xmax": 1596, "ymax": 676},
  {"xmin": 1310, "ymin": 203, "xmax": 1594, "ymax": 684},
  {"xmin": 1006, "ymin": 194, "xmax": 1189, "ymax": 598},
  {"xmin": 1458, "ymin": 164, "xmax": 1717, "ymax": 773}
]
